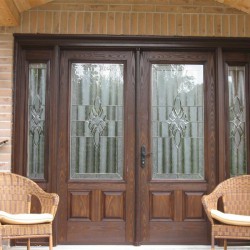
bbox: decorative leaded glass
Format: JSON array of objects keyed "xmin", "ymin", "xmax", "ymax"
[
  {"xmin": 70, "ymin": 63, "xmax": 124, "ymax": 179},
  {"xmin": 152, "ymin": 64, "xmax": 204, "ymax": 180},
  {"xmin": 228, "ymin": 66, "xmax": 247, "ymax": 176},
  {"xmin": 27, "ymin": 63, "xmax": 47, "ymax": 179}
]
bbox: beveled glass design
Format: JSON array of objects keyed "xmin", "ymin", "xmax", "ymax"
[
  {"xmin": 167, "ymin": 96, "xmax": 190, "ymax": 149},
  {"xmin": 88, "ymin": 96, "xmax": 107, "ymax": 147},
  {"xmin": 152, "ymin": 64, "xmax": 204, "ymax": 180},
  {"xmin": 27, "ymin": 63, "xmax": 47, "ymax": 179},
  {"xmin": 70, "ymin": 63, "xmax": 124, "ymax": 179},
  {"xmin": 228, "ymin": 66, "xmax": 247, "ymax": 176}
]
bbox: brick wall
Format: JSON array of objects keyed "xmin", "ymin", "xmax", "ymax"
[{"xmin": 0, "ymin": 0, "xmax": 249, "ymax": 171}]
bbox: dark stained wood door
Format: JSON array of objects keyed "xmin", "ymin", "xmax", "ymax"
[
  {"xmin": 137, "ymin": 51, "xmax": 217, "ymax": 244},
  {"xmin": 57, "ymin": 50, "xmax": 136, "ymax": 244},
  {"xmin": 13, "ymin": 35, "xmax": 250, "ymax": 246},
  {"xmin": 57, "ymin": 49, "xmax": 216, "ymax": 245}
]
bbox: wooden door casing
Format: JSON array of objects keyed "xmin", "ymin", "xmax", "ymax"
[
  {"xmin": 223, "ymin": 52, "xmax": 250, "ymax": 178},
  {"xmin": 14, "ymin": 35, "xmax": 250, "ymax": 246},
  {"xmin": 57, "ymin": 50, "xmax": 136, "ymax": 244},
  {"xmin": 12, "ymin": 47, "xmax": 59, "ymax": 245},
  {"xmin": 138, "ymin": 51, "xmax": 216, "ymax": 244}
]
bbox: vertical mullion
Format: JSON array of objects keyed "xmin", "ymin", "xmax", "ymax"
[{"xmin": 217, "ymin": 47, "xmax": 227, "ymax": 182}]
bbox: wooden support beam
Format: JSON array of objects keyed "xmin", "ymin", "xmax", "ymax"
[
  {"xmin": 14, "ymin": 0, "xmax": 53, "ymax": 12},
  {"xmin": 13, "ymin": 0, "xmax": 32, "ymax": 12},
  {"xmin": 0, "ymin": 0, "xmax": 53, "ymax": 26},
  {"xmin": 28, "ymin": 0, "xmax": 53, "ymax": 8},
  {"xmin": 0, "ymin": 0, "xmax": 20, "ymax": 26},
  {"xmin": 214, "ymin": 0, "xmax": 250, "ymax": 14}
]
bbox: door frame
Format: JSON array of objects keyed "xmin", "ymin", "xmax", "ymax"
[{"xmin": 13, "ymin": 35, "xmax": 250, "ymax": 245}]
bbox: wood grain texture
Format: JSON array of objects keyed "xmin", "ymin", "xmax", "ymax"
[
  {"xmin": 184, "ymin": 192, "xmax": 205, "ymax": 220},
  {"xmin": 103, "ymin": 192, "xmax": 125, "ymax": 220},
  {"xmin": 214, "ymin": 0, "xmax": 250, "ymax": 14},
  {"xmin": 56, "ymin": 49, "xmax": 135, "ymax": 244},
  {"xmin": 0, "ymin": 0, "xmax": 19, "ymax": 26},
  {"xmin": 150, "ymin": 192, "xmax": 173, "ymax": 220},
  {"xmin": 70, "ymin": 191, "xmax": 91, "ymax": 219},
  {"xmin": 0, "ymin": 0, "xmax": 53, "ymax": 26},
  {"xmin": 14, "ymin": 35, "xmax": 250, "ymax": 245}
]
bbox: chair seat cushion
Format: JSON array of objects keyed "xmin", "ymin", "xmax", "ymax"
[
  {"xmin": 211, "ymin": 209, "xmax": 250, "ymax": 226},
  {"xmin": 0, "ymin": 211, "xmax": 53, "ymax": 225}
]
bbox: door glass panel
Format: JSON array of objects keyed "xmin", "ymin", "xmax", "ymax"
[
  {"xmin": 27, "ymin": 63, "xmax": 47, "ymax": 179},
  {"xmin": 228, "ymin": 66, "xmax": 247, "ymax": 176},
  {"xmin": 70, "ymin": 63, "xmax": 124, "ymax": 179},
  {"xmin": 152, "ymin": 64, "xmax": 204, "ymax": 180}
]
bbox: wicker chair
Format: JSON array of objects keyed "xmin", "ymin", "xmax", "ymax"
[
  {"xmin": 0, "ymin": 172, "xmax": 59, "ymax": 250},
  {"xmin": 202, "ymin": 175, "xmax": 250, "ymax": 250}
]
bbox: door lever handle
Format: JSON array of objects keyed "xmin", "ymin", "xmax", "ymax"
[{"xmin": 141, "ymin": 145, "xmax": 146, "ymax": 168}]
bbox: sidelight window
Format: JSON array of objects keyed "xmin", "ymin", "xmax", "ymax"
[
  {"xmin": 228, "ymin": 66, "xmax": 247, "ymax": 176},
  {"xmin": 27, "ymin": 63, "xmax": 47, "ymax": 179}
]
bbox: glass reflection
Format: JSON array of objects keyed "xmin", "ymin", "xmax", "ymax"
[
  {"xmin": 70, "ymin": 63, "xmax": 124, "ymax": 179},
  {"xmin": 27, "ymin": 63, "xmax": 47, "ymax": 179},
  {"xmin": 152, "ymin": 64, "xmax": 204, "ymax": 180},
  {"xmin": 228, "ymin": 66, "xmax": 247, "ymax": 176}
]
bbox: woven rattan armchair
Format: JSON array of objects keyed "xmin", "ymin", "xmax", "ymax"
[
  {"xmin": 0, "ymin": 172, "xmax": 59, "ymax": 250},
  {"xmin": 202, "ymin": 175, "xmax": 250, "ymax": 250}
]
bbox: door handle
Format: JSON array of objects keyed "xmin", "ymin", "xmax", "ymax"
[{"xmin": 141, "ymin": 145, "xmax": 146, "ymax": 168}]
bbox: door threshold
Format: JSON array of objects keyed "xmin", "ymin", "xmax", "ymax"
[{"xmin": 9, "ymin": 245, "xmax": 250, "ymax": 250}]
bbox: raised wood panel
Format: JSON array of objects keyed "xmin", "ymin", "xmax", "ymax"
[
  {"xmin": 150, "ymin": 192, "xmax": 173, "ymax": 220},
  {"xmin": 184, "ymin": 192, "xmax": 205, "ymax": 221},
  {"xmin": 103, "ymin": 191, "xmax": 125, "ymax": 220},
  {"xmin": 69, "ymin": 191, "xmax": 91, "ymax": 220}
]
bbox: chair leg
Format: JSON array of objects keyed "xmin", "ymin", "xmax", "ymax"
[
  {"xmin": 224, "ymin": 239, "xmax": 227, "ymax": 250},
  {"xmin": 27, "ymin": 238, "xmax": 31, "ymax": 250},
  {"xmin": 49, "ymin": 235, "xmax": 53, "ymax": 250},
  {"xmin": 211, "ymin": 232, "xmax": 215, "ymax": 250},
  {"xmin": 211, "ymin": 236, "xmax": 214, "ymax": 250},
  {"xmin": 0, "ymin": 235, "xmax": 2, "ymax": 250}
]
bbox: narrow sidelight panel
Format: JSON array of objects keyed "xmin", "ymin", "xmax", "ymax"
[
  {"xmin": 228, "ymin": 66, "xmax": 247, "ymax": 176},
  {"xmin": 27, "ymin": 63, "xmax": 47, "ymax": 179}
]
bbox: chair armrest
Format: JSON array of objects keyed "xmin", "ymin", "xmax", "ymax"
[
  {"xmin": 38, "ymin": 192, "xmax": 59, "ymax": 218},
  {"xmin": 202, "ymin": 194, "xmax": 219, "ymax": 225}
]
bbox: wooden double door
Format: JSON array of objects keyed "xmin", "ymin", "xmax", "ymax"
[{"xmin": 56, "ymin": 49, "xmax": 216, "ymax": 244}]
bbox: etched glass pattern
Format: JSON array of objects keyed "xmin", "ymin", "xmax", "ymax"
[
  {"xmin": 70, "ymin": 63, "xmax": 124, "ymax": 179},
  {"xmin": 152, "ymin": 64, "xmax": 204, "ymax": 180},
  {"xmin": 27, "ymin": 63, "xmax": 47, "ymax": 179},
  {"xmin": 88, "ymin": 96, "xmax": 107, "ymax": 147},
  {"xmin": 228, "ymin": 66, "xmax": 247, "ymax": 176}
]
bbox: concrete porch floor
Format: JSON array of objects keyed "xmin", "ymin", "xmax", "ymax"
[{"xmin": 8, "ymin": 245, "xmax": 250, "ymax": 250}]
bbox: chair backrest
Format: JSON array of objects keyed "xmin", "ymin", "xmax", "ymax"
[
  {"xmin": 0, "ymin": 172, "xmax": 45, "ymax": 214},
  {"xmin": 215, "ymin": 175, "xmax": 250, "ymax": 215}
]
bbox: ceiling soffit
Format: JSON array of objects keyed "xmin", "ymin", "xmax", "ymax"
[
  {"xmin": 0, "ymin": 0, "xmax": 53, "ymax": 26},
  {"xmin": 0, "ymin": 0, "xmax": 249, "ymax": 27}
]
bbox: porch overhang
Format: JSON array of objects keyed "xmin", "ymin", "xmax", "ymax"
[{"xmin": 0, "ymin": 0, "xmax": 250, "ymax": 27}]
